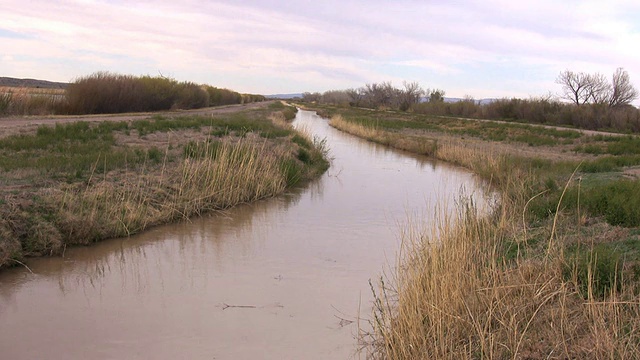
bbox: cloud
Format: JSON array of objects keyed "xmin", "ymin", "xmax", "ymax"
[{"xmin": 1, "ymin": 0, "xmax": 638, "ymax": 99}]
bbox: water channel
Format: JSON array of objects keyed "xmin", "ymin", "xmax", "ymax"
[{"xmin": 0, "ymin": 110, "xmax": 483, "ymax": 359}]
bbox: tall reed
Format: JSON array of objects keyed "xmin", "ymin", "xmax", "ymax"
[
  {"xmin": 367, "ymin": 199, "xmax": 640, "ymax": 359},
  {"xmin": 0, "ymin": 87, "xmax": 66, "ymax": 116},
  {"xmin": 48, "ymin": 140, "xmax": 294, "ymax": 246}
]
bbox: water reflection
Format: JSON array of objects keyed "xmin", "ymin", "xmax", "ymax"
[{"xmin": 0, "ymin": 110, "xmax": 485, "ymax": 360}]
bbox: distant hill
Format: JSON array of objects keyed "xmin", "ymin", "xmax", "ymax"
[
  {"xmin": 0, "ymin": 77, "xmax": 68, "ymax": 89},
  {"xmin": 265, "ymin": 93, "xmax": 303, "ymax": 100}
]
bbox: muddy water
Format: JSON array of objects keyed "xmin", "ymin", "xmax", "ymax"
[{"xmin": 0, "ymin": 110, "xmax": 484, "ymax": 359}]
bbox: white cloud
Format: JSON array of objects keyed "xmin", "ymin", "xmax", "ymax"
[{"xmin": 0, "ymin": 0, "xmax": 638, "ymax": 99}]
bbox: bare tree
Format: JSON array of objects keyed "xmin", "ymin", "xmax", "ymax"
[
  {"xmin": 363, "ymin": 82, "xmax": 395, "ymax": 109},
  {"xmin": 345, "ymin": 88, "xmax": 364, "ymax": 107},
  {"xmin": 586, "ymin": 73, "xmax": 611, "ymax": 105},
  {"xmin": 556, "ymin": 70, "xmax": 608, "ymax": 105},
  {"xmin": 320, "ymin": 90, "xmax": 350, "ymax": 105},
  {"xmin": 608, "ymin": 68, "xmax": 638, "ymax": 108},
  {"xmin": 557, "ymin": 68, "xmax": 637, "ymax": 107},
  {"xmin": 397, "ymin": 81, "xmax": 424, "ymax": 111}
]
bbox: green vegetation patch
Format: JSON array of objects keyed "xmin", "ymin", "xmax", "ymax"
[
  {"xmin": 574, "ymin": 135, "xmax": 640, "ymax": 157},
  {"xmin": 0, "ymin": 112, "xmax": 300, "ymax": 179},
  {"xmin": 528, "ymin": 178, "xmax": 640, "ymax": 228},
  {"xmin": 563, "ymin": 244, "xmax": 623, "ymax": 299},
  {"xmin": 0, "ymin": 121, "xmax": 141, "ymax": 177}
]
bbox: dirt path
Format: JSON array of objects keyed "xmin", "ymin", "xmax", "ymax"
[
  {"xmin": 0, "ymin": 101, "xmax": 273, "ymax": 138},
  {"xmin": 434, "ymin": 114, "xmax": 626, "ymax": 137}
]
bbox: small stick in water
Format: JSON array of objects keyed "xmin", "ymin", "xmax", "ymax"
[{"xmin": 221, "ymin": 303, "xmax": 257, "ymax": 310}]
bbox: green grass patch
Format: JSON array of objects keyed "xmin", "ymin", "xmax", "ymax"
[
  {"xmin": 132, "ymin": 115, "xmax": 203, "ymax": 136},
  {"xmin": 0, "ymin": 113, "xmax": 297, "ymax": 177},
  {"xmin": 563, "ymin": 244, "xmax": 623, "ymax": 299},
  {"xmin": 280, "ymin": 158, "xmax": 303, "ymax": 186},
  {"xmin": 606, "ymin": 136, "xmax": 640, "ymax": 155},
  {"xmin": 529, "ymin": 178, "xmax": 640, "ymax": 228},
  {"xmin": 581, "ymin": 155, "xmax": 640, "ymax": 173},
  {"xmin": 580, "ymin": 179, "xmax": 640, "ymax": 227},
  {"xmin": 291, "ymin": 134, "xmax": 312, "ymax": 149},
  {"xmin": 0, "ymin": 121, "xmax": 140, "ymax": 177},
  {"xmin": 574, "ymin": 135, "xmax": 640, "ymax": 156}
]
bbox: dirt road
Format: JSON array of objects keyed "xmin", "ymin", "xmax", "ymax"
[{"xmin": 0, "ymin": 101, "xmax": 273, "ymax": 138}]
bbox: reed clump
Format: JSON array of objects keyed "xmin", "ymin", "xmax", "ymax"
[
  {"xmin": 50, "ymin": 140, "xmax": 290, "ymax": 243},
  {"xmin": 0, "ymin": 87, "xmax": 67, "ymax": 116},
  {"xmin": 367, "ymin": 201, "xmax": 640, "ymax": 358}
]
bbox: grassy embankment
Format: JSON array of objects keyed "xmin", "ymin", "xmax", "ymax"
[
  {"xmin": 0, "ymin": 102, "xmax": 328, "ymax": 269},
  {"xmin": 312, "ymin": 105, "xmax": 640, "ymax": 359}
]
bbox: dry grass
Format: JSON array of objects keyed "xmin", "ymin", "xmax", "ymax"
[
  {"xmin": 0, "ymin": 106, "xmax": 328, "ymax": 267},
  {"xmin": 0, "ymin": 86, "xmax": 66, "ymax": 116},
  {"xmin": 0, "ymin": 87, "xmax": 65, "ymax": 96},
  {"xmin": 47, "ymin": 140, "xmax": 289, "ymax": 244},
  {"xmin": 330, "ymin": 115, "xmax": 438, "ymax": 155},
  {"xmin": 329, "ymin": 115, "xmax": 640, "ymax": 359},
  {"xmin": 366, "ymin": 200, "xmax": 640, "ymax": 359}
]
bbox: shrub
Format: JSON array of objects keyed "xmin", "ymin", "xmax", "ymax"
[
  {"xmin": 174, "ymin": 82, "xmax": 209, "ymax": 109},
  {"xmin": 64, "ymin": 72, "xmax": 249, "ymax": 114},
  {"xmin": 205, "ymin": 86, "xmax": 242, "ymax": 106}
]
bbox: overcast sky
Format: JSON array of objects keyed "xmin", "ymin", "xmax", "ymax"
[{"xmin": 2, "ymin": 0, "xmax": 640, "ymax": 101}]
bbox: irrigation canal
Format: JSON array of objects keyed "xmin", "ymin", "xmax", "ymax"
[{"xmin": 0, "ymin": 109, "xmax": 484, "ymax": 359}]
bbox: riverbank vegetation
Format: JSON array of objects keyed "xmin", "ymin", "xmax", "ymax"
[
  {"xmin": 0, "ymin": 72, "xmax": 266, "ymax": 116},
  {"xmin": 310, "ymin": 105, "xmax": 640, "ymax": 358},
  {"xmin": 0, "ymin": 102, "xmax": 328, "ymax": 269}
]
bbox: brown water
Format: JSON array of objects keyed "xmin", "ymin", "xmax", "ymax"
[{"xmin": 0, "ymin": 110, "xmax": 485, "ymax": 359}]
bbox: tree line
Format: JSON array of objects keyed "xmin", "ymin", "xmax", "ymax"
[
  {"xmin": 302, "ymin": 81, "xmax": 446, "ymax": 111},
  {"xmin": 301, "ymin": 68, "xmax": 639, "ymax": 133}
]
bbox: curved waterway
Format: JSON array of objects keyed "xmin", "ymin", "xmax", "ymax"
[{"xmin": 0, "ymin": 110, "xmax": 484, "ymax": 359}]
